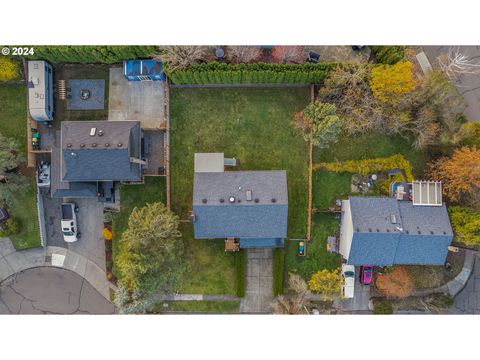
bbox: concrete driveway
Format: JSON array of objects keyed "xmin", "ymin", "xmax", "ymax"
[
  {"xmin": 108, "ymin": 68, "xmax": 165, "ymax": 129},
  {"xmin": 423, "ymin": 46, "xmax": 480, "ymax": 122},
  {"xmin": 240, "ymin": 249, "xmax": 274, "ymax": 313},
  {"xmin": 0, "ymin": 267, "xmax": 115, "ymax": 314},
  {"xmin": 334, "ymin": 266, "xmax": 371, "ymax": 312},
  {"xmin": 450, "ymin": 253, "xmax": 480, "ymax": 314},
  {"xmin": 43, "ymin": 196, "xmax": 106, "ymax": 270}
]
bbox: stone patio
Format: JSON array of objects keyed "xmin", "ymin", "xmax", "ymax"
[{"xmin": 67, "ymin": 79, "xmax": 105, "ymax": 110}]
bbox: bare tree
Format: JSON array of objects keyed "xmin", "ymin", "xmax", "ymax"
[
  {"xmin": 271, "ymin": 273, "xmax": 311, "ymax": 314},
  {"xmin": 156, "ymin": 46, "xmax": 209, "ymax": 70},
  {"xmin": 272, "ymin": 46, "xmax": 305, "ymax": 64},
  {"xmin": 438, "ymin": 47, "xmax": 480, "ymax": 81},
  {"xmin": 225, "ymin": 46, "xmax": 262, "ymax": 64}
]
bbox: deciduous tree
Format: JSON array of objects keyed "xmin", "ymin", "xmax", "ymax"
[
  {"xmin": 308, "ymin": 268, "xmax": 342, "ymax": 300},
  {"xmin": 428, "ymin": 146, "xmax": 480, "ymax": 204},
  {"xmin": 272, "ymin": 46, "xmax": 304, "ymax": 64},
  {"xmin": 0, "ymin": 133, "xmax": 27, "ymax": 206},
  {"xmin": 225, "ymin": 46, "xmax": 262, "ymax": 64},
  {"xmin": 448, "ymin": 206, "xmax": 480, "ymax": 245},
  {"xmin": 438, "ymin": 47, "xmax": 480, "ymax": 81},
  {"xmin": 295, "ymin": 101, "xmax": 343, "ymax": 149},
  {"xmin": 370, "ymin": 61, "xmax": 416, "ymax": 105},
  {"xmin": 272, "ymin": 273, "xmax": 311, "ymax": 314},
  {"xmin": 0, "ymin": 58, "xmax": 20, "ymax": 82},
  {"xmin": 157, "ymin": 45, "xmax": 209, "ymax": 70},
  {"xmin": 375, "ymin": 267, "xmax": 413, "ymax": 299}
]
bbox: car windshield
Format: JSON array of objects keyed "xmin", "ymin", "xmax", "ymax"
[
  {"xmin": 62, "ymin": 230, "xmax": 74, "ymax": 236},
  {"xmin": 344, "ymin": 271, "xmax": 354, "ymax": 277}
]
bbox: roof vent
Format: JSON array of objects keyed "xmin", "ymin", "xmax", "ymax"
[
  {"xmin": 202, "ymin": 198, "xmax": 208, "ymax": 204},
  {"xmin": 430, "ymin": 231, "xmax": 434, "ymax": 235},
  {"xmin": 66, "ymin": 143, "xmax": 72, "ymax": 148},
  {"xmin": 418, "ymin": 231, "xmax": 421, "ymax": 235},
  {"xmin": 390, "ymin": 214, "xmax": 397, "ymax": 224},
  {"xmin": 219, "ymin": 198, "xmax": 225, "ymax": 203},
  {"xmin": 356, "ymin": 228, "xmax": 360, "ymax": 232},
  {"xmin": 376, "ymin": 228, "xmax": 380, "ymax": 232},
  {"xmin": 254, "ymin": 198, "xmax": 259, "ymax": 203},
  {"xmin": 90, "ymin": 128, "xmax": 96, "ymax": 136},
  {"xmin": 98, "ymin": 130, "xmax": 104, "ymax": 136},
  {"xmin": 271, "ymin": 198, "xmax": 277, "ymax": 203},
  {"xmin": 443, "ymin": 231, "xmax": 447, "ymax": 235},
  {"xmin": 117, "ymin": 142, "xmax": 123, "ymax": 147},
  {"xmin": 386, "ymin": 229, "xmax": 390, "ymax": 232},
  {"xmin": 237, "ymin": 199, "xmax": 241, "ymax": 203},
  {"xmin": 105, "ymin": 143, "xmax": 110, "ymax": 147},
  {"xmin": 368, "ymin": 228, "xmax": 372, "ymax": 232},
  {"xmin": 92, "ymin": 143, "xmax": 97, "ymax": 147},
  {"xmin": 406, "ymin": 230, "xmax": 409, "ymax": 234},
  {"xmin": 229, "ymin": 196, "xmax": 235, "ymax": 203},
  {"xmin": 246, "ymin": 190, "xmax": 252, "ymax": 201},
  {"xmin": 80, "ymin": 143, "xmax": 85, "ymax": 148}
]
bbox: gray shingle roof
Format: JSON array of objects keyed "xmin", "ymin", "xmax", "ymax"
[
  {"xmin": 60, "ymin": 121, "xmax": 141, "ymax": 182},
  {"xmin": 346, "ymin": 196, "xmax": 453, "ymax": 266},
  {"xmin": 193, "ymin": 171, "xmax": 288, "ymax": 239}
]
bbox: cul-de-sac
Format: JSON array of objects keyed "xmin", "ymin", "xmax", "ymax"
[{"xmin": 1, "ymin": 45, "xmax": 480, "ymax": 314}]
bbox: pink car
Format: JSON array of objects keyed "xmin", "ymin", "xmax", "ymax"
[{"xmin": 360, "ymin": 265, "xmax": 373, "ymax": 285}]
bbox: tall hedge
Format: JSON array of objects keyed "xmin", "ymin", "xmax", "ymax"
[
  {"xmin": 273, "ymin": 249, "xmax": 285, "ymax": 296},
  {"xmin": 165, "ymin": 62, "xmax": 338, "ymax": 85},
  {"xmin": 234, "ymin": 250, "xmax": 246, "ymax": 297},
  {"xmin": 370, "ymin": 46, "xmax": 405, "ymax": 65},
  {"xmin": 23, "ymin": 45, "xmax": 158, "ymax": 64}
]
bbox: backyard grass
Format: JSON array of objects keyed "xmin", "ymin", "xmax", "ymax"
[
  {"xmin": 0, "ymin": 85, "xmax": 40, "ymax": 249},
  {"xmin": 112, "ymin": 177, "xmax": 167, "ymax": 276},
  {"xmin": 0, "ymin": 85, "xmax": 28, "ymax": 153},
  {"xmin": 52, "ymin": 64, "xmax": 110, "ymax": 127},
  {"xmin": 170, "ymin": 87, "xmax": 310, "ymax": 238},
  {"xmin": 150, "ymin": 300, "xmax": 240, "ymax": 314}
]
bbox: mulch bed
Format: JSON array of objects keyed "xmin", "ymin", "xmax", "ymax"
[{"xmin": 103, "ymin": 221, "xmax": 118, "ymax": 286}]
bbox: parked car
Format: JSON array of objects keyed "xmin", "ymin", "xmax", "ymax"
[
  {"xmin": 341, "ymin": 264, "xmax": 355, "ymax": 299},
  {"xmin": 61, "ymin": 203, "xmax": 79, "ymax": 243},
  {"xmin": 359, "ymin": 265, "xmax": 373, "ymax": 285},
  {"xmin": 36, "ymin": 161, "xmax": 51, "ymax": 189}
]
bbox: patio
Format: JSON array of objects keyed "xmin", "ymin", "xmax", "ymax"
[{"xmin": 67, "ymin": 79, "xmax": 105, "ymax": 110}]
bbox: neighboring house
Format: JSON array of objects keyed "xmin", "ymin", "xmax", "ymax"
[
  {"xmin": 191, "ymin": 153, "xmax": 288, "ymax": 250},
  {"xmin": 51, "ymin": 120, "xmax": 143, "ymax": 201},
  {"xmin": 123, "ymin": 60, "xmax": 165, "ymax": 81},
  {"xmin": 339, "ymin": 181, "xmax": 453, "ymax": 266},
  {"xmin": 27, "ymin": 60, "xmax": 54, "ymax": 122}
]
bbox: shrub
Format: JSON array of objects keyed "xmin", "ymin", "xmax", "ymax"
[
  {"xmin": 273, "ymin": 249, "xmax": 285, "ymax": 296},
  {"xmin": 234, "ymin": 250, "xmax": 246, "ymax": 298},
  {"xmin": 0, "ymin": 218, "xmax": 18, "ymax": 237},
  {"xmin": 103, "ymin": 211, "xmax": 113, "ymax": 224},
  {"xmin": 448, "ymin": 206, "xmax": 480, "ymax": 245},
  {"xmin": 375, "ymin": 266, "xmax": 414, "ymax": 299},
  {"xmin": 102, "ymin": 227, "xmax": 113, "ymax": 241},
  {"xmin": 308, "ymin": 268, "xmax": 342, "ymax": 300},
  {"xmin": 314, "ymin": 154, "xmax": 414, "ymax": 182},
  {"xmin": 370, "ymin": 61, "xmax": 416, "ymax": 105},
  {"xmin": 370, "ymin": 46, "xmax": 405, "ymax": 65},
  {"xmin": 373, "ymin": 300, "xmax": 394, "ymax": 314},
  {"xmin": 164, "ymin": 61, "xmax": 337, "ymax": 85},
  {"xmin": 0, "ymin": 57, "xmax": 21, "ymax": 82}
]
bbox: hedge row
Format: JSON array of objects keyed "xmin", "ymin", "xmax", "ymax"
[
  {"xmin": 24, "ymin": 46, "xmax": 158, "ymax": 64},
  {"xmin": 234, "ymin": 250, "xmax": 246, "ymax": 298},
  {"xmin": 314, "ymin": 154, "xmax": 414, "ymax": 182},
  {"xmin": 165, "ymin": 62, "xmax": 338, "ymax": 85},
  {"xmin": 273, "ymin": 249, "xmax": 285, "ymax": 296},
  {"xmin": 370, "ymin": 46, "xmax": 405, "ymax": 65}
]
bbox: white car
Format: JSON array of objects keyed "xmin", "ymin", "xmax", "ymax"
[
  {"xmin": 61, "ymin": 203, "xmax": 78, "ymax": 243},
  {"xmin": 341, "ymin": 264, "xmax": 355, "ymax": 299}
]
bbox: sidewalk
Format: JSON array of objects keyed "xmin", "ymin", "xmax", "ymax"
[
  {"xmin": 0, "ymin": 237, "xmax": 115, "ymax": 301},
  {"xmin": 413, "ymin": 250, "xmax": 477, "ymax": 297}
]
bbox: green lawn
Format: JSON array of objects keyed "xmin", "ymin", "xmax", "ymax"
[
  {"xmin": 112, "ymin": 177, "xmax": 167, "ymax": 276},
  {"xmin": 169, "ymin": 87, "xmax": 310, "ymax": 294},
  {"xmin": 150, "ymin": 300, "xmax": 240, "ymax": 314},
  {"xmin": 0, "ymin": 85, "xmax": 40, "ymax": 249},
  {"xmin": 0, "ymin": 85, "xmax": 28, "ymax": 154}
]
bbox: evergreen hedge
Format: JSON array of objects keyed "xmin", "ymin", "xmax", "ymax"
[
  {"xmin": 234, "ymin": 250, "xmax": 246, "ymax": 298},
  {"xmin": 165, "ymin": 62, "xmax": 338, "ymax": 85},
  {"xmin": 273, "ymin": 249, "xmax": 285, "ymax": 296},
  {"xmin": 24, "ymin": 46, "xmax": 158, "ymax": 64},
  {"xmin": 370, "ymin": 46, "xmax": 405, "ymax": 65}
]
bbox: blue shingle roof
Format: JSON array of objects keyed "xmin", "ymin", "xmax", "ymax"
[
  {"xmin": 239, "ymin": 238, "xmax": 284, "ymax": 248},
  {"xmin": 346, "ymin": 197, "xmax": 453, "ymax": 266}
]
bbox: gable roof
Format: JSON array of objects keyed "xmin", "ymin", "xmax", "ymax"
[
  {"xmin": 60, "ymin": 121, "xmax": 142, "ymax": 182},
  {"xmin": 346, "ymin": 196, "xmax": 453, "ymax": 266},
  {"xmin": 193, "ymin": 171, "xmax": 288, "ymax": 239}
]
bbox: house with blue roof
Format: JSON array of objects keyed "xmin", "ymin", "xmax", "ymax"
[
  {"xmin": 51, "ymin": 120, "xmax": 143, "ymax": 201},
  {"xmin": 339, "ymin": 192, "xmax": 453, "ymax": 266},
  {"xmin": 191, "ymin": 153, "xmax": 288, "ymax": 250}
]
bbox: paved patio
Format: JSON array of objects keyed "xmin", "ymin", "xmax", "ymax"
[
  {"xmin": 67, "ymin": 79, "xmax": 105, "ymax": 110},
  {"xmin": 108, "ymin": 68, "xmax": 165, "ymax": 129},
  {"xmin": 240, "ymin": 248, "xmax": 274, "ymax": 313}
]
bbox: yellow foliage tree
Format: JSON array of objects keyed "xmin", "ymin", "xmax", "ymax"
[
  {"xmin": 308, "ymin": 269, "xmax": 342, "ymax": 300},
  {"xmin": 102, "ymin": 227, "xmax": 113, "ymax": 241},
  {"xmin": 370, "ymin": 61, "xmax": 416, "ymax": 105},
  {"xmin": 0, "ymin": 57, "xmax": 20, "ymax": 82}
]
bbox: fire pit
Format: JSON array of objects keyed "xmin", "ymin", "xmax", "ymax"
[{"xmin": 80, "ymin": 89, "xmax": 91, "ymax": 100}]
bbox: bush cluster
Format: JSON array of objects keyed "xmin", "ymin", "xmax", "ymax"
[
  {"xmin": 314, "ymin": 154, "xmax": 414, "ymax": 181},
  {"xmin": 0, "ymin": 57, "xmax": 21, "ymax": 82},
  {"xmin": 370, "ymin": 46, "xmax": 406, "ymax": 65},
  {"xmin": 26, "ymin": 46, "xmax": 158, "ymax": 64},
  {"xmin": 165, "ymin": 62, "xmax": 337, "ymax": 85},
  {"xmin": 273, "ymin": 249, "xmax": 285, "ymax": 296},
  {"xmin": 234, "ymin": 250, "xmax": 246, "ymax": 298},
  {"xmin": 373, "ymin": 300, "xmax": 394, "ymax": 314}
]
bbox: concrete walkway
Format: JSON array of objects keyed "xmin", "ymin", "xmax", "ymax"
[
  {"xmin": 0, "ymin": 237, "xmax": 115, "ymax": 301},
  {"xmin": 412, "ymin": 250, "xmax": 477, "ymax": 297},
  {"xmin": 240, "ymin": 248, "xmax": 274, "ymax": 313}
]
